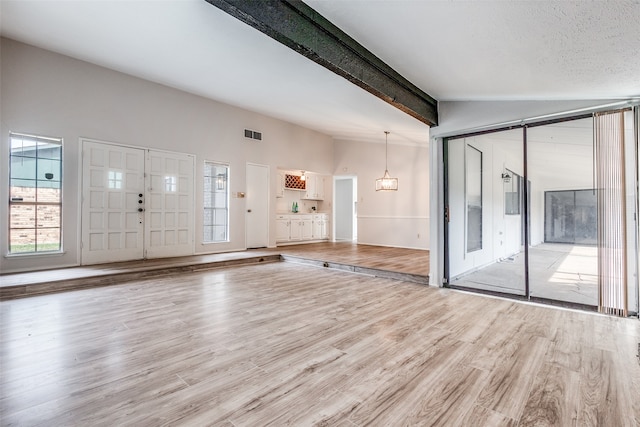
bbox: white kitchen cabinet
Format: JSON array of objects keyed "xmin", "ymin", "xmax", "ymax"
[
  {"xmin": 313, "ymin": 214, "xmax": 329, "ymax": 239},
  {"xmin": 276, "ymin": 214, "xmax": 328, "ymax": 244},
  {"xmin": 303, "ymin": 174, "xmax": 325, "ymax": 200},
  {"xmin": 275, "ymin": 171, "xmax": 285, "ymax": 198},
  {"xmin": 275, "ymin": 215, "xmax": 290, "ymax": 241},
  {"xmin": 301, "ymin": 217, "xmax": 313, "ymax": 239},
  {"xmin": 321, "ymin": 218, "xmax": 330, "ymax": 239},
  {"xmin": 289, "ymin": 218, "xmax": 301, "ymax": 241},
  {"xmin": 289, "ymin": 215, "xmax": 312, "ymax": 241},
  {"xmin": 312, "ymin": 216, "xmax": 322, "ymax": 239}
]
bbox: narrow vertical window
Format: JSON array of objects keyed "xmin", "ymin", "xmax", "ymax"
[
  {"xmin": 203, "ymin": 162, "xmax": 229, "ymax": 243},
  {"xmin": 9, "ymin": 132, "xmax": 63, "ymax": 254},
  {"xmin": 466, "ymin": 145, "xmax": 482, "ymax": 252}
]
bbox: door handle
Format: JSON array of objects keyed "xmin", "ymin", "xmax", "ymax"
[{"xmin": 247, "ymin": 209, "xmax": 252, "ymax": 213}]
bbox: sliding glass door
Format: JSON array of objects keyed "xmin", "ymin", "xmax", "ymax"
[
  {"xmin": 527, "ymin": 117, "xmax": 598, "ymax": 307},
  {"xmin": 446, "ymin": 129, "xmax": 526, "ymax": 296},
  {"xmin": 445, "ymin": 108, "xmax": 639, "ymax": 316}
]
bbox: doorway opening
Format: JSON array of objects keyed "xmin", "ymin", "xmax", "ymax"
[{"xmin": 334, "ymin": 176, "xmax": 357, "ymax": 242}]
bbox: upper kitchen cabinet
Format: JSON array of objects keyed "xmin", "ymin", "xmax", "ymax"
[
  {"xmin": 303, "ymin": 174, "xmax": 326, "ymax": 200},
  {"xmin": 276, "ymin": 171, "xmax": 285, "ymax": 198}
]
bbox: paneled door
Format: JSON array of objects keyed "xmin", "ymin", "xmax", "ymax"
[
  {"xmin": 145, "ymin": 150, "xmax": 194, "ymax": 258},
  {"xmin": 81, "ymin": 140, "xmax": 145, "ymax": 264},
  {"xmin": 81, "ymin": 140, "xmax": 194, "ymax": 264}
]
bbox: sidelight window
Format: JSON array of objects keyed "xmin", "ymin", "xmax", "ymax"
[
  {"xmin": 9, "ymin": 132, "xmax": 63, "ymax": 254},
  {"xmin": 203, "ymin": 161, "xmax": 229, "ymax": 243}
]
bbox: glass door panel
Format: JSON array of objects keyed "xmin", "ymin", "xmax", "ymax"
[
  {"xmin": 447, "ymin": 129, "xmax": 526, "ymax": 296},
  {"xmin": 527, "ymin": 117, "xmax": 598, "ymax": 306}
]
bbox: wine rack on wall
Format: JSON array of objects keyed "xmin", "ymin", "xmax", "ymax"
[{"xmin": 285, "ymin": 174, "xmax": 306, "ymax": 190}]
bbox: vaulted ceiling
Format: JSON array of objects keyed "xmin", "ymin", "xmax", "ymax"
[{"xmin": 1, "ymin": 1, "xmax": 639, "ymax": 145}]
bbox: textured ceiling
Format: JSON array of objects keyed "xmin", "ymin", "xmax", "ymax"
[
  {"xmin": 306, "ymin": 0, "xmax": 640, "ymax": 101},
  {"xmin": 1, "ymin": 0, "xmax": 638, "ymax": 145}
]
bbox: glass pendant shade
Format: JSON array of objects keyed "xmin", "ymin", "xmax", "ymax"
[
  {"xmin": 376, "ymin": 170, "xmax": 398, "ymax": 191},
  {"xmin": 375, "ymin": 131, "xmax": 398, "ymax": 191}
]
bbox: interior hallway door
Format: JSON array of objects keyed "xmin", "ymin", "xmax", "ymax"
[
  {"xmin": 81, "ymin": 140, "xmax": 194, "ymax": 264},
  {"xmin": 245, "ymin": 163, "xmax": 269, "ymax": 248}
]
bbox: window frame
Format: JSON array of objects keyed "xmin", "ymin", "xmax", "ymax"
[
  {"xmin": 8, "ymin": 132, "xmax": 63, "ymax": 255},
  {"xmin": 203, "ymin": 161, "xmax": 230, "ymax": 244}
]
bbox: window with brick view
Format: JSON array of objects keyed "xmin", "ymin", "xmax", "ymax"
[{"xmin": 9, "ymin": 132, "xmax": 63, "ymax": 254}]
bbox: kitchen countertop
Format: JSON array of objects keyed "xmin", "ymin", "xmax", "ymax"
[{"xmin": 276, "ymin": 212, "xmax": 329, "ymax": 215}]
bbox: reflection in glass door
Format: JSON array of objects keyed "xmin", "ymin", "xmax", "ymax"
[
  {"xmin": 446, "ymin": 129, "xmax": 526, "ymax": 296},
  {"xmin": 527, "ymin": 118, "xmax": 598, "ymax": 307}
]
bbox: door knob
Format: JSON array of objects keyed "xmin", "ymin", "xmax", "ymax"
[
  {"xmin": 247, "ymin": 209, "xmax": 252, "ymax": 213},
  {"xmin": 138, "ymin": 200, "xmax": 143, "ymax": 204},
  {"xmin": 138, "ymin": 194, "xmax": 143, "ymax": 197},
  {"xmin": 138, "ymin": 208, "xmax": 144, "ymax": 212}
]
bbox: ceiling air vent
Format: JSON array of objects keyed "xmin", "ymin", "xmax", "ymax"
[{"xmin": 244, "ymin": 129, "xmax": 262, "ymax": 141}]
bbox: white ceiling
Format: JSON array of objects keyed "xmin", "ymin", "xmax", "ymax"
[{"xmin": 1, "ymin": 0, "xmax": 639, "ymax": 146}]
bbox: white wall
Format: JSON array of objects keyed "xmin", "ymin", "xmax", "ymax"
[
  {"xmin": 333, "ymin": 138, "xmax": 430, "ymax": 250},
  {"xmin": 0, "ymin": 38, "xmax": 334, "ymax": 273}
]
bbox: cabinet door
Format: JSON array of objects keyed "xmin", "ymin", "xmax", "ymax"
[
  {"xmin": 303, "ymin": 175, "xmax": 315, "ymax": 200},
  {"xmin": 301, "ymin": 219, "xmax": 313, "ymax": 240},
  {"xmin": 312, "ymin": 219, "xmax": 322, "ymax": 239},
  {"xmin": 316, "ymin": 176, "xmax": 325, "ymax": 200},
  {"xmin": 322, "ymin": 219, "xmax": 330, "ymax": 239},
  {"xmin": 290, "ymin": 219, "xmax": 302, "ymax": 240},
  {"xmin": 276, "ymin": 219, "xmax": 290, "ymax": 241}
]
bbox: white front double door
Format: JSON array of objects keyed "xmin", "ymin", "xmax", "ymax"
[{"xmin": 81, "ymin": 140, "xmax": 194, "ymax": 264}]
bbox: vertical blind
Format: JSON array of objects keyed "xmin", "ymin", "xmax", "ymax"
[{"xmin": 595, "ymin": 110, "xmax": 627, "ymax": 317}]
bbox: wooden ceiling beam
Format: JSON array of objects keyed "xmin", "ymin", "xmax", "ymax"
[{"xmin": 205, "ymin": 0, "xmax": 438, "ymax": 126}]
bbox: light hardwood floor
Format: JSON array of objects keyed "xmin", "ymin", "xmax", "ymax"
[
  {"xmin": 0, "ymin": 242, "xmax": 429, "ymax": 298},
  {"xmin": 1, "ymin": 262, "xmax": 638, "ymax": 426}
]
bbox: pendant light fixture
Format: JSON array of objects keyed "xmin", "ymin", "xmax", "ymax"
[{"xmin": 375, "ymin": 131, "xmax": 398, "ymax": 191}]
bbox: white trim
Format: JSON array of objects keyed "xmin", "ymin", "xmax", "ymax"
[
  {"xmin": 4, "ymin": 251, "xmax": 67, "ymax": 259},
  {"xmin": 0, "ymin": 261, "xmax": 79, "ymax": 274},
  {"xmin": 357, "ymin": 215, "xmax": 428, "ymax": 220},
  {"xmin": 79, "ymin": 136, "xmax": 196, "ymax": 157}
]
